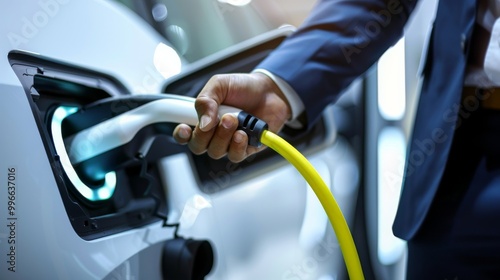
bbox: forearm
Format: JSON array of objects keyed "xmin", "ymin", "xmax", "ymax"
[{"xmin": 257, "ymin": 0, "xmax": 419, "ymax": 126}]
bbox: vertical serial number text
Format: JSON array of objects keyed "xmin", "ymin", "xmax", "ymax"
[{"xmin": 6, "ymin": 167, "xmax": 17, "ymax": 272}]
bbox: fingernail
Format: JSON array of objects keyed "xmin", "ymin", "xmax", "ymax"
[
  {"xmin": 221, "ymin": 115, "xmax": 234, "ymax": 129},
  {"xmin": 234, "ymin": 132, "xmax": 244, "ymax": 144},
  {"xmin": 178, "ymin": 128, "xmax": 190, "ymax": 139},
  {"xmin": 200, "ymin": 115, "xmax": 211, "ymax": 131}
]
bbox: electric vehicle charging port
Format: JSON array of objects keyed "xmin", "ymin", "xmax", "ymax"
[{"xmin": 9, "ymin": 51, "xmax": 172, "ymax": 240}]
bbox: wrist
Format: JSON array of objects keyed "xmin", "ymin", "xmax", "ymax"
[{"xmin": 252, "ymin": 72, "xmax": 292, "ymax": 121}]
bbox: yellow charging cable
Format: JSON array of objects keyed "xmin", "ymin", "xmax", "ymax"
[{"xmin": 260, "ymin": 130, "xmax": 364, "ymax": 280}]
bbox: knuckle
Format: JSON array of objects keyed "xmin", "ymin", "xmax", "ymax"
[
  {"xmin": 228, "ymin": 145, "xmax": 247, "ymax": 163},
  {"xmin": 188, "ymin": 133, "xmax": 210, "ymax": 155},
  {"xmin": 227, "ymin": 152, "xmax": 244, "ymax": 163},
  {"xmin": 189, "ymin": 145, "xmax": 207, "ymax": 155},
  {"xmin": 210, "ymin": 74, "xmax": 228, "ymax": 84},
  {"xmin": 207, "ymin": 149, "xmax": 225, "ymax": 160},
  {"xmin": 195, "ymin": 96, "xmax": 218, "ymax": 116}
]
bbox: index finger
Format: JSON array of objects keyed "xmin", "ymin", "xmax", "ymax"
[{"xmin": 195, "ymin": 75, "xmax": 232, "ymax": 132}]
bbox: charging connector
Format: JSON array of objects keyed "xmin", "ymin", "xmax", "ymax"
[{"xmin": 236, "ymin": 111, "xmax": 268, "ymax": 147}]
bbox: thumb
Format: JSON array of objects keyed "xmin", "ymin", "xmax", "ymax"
[
  {"xmin": 195, "ymin": 74, "xmax": 234, "ymax": 132},
  {"xmin": 195, "ymin": 95, "xmax": 220, "ymax": 132}
]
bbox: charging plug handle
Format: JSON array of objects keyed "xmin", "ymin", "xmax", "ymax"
[
  {"xmin": 64, "ymin": 96, "xmax": 242, "ymax": 165},
  {"xmin": 237, "ymin": 111, "xmax": 268, "ymax": 147}
]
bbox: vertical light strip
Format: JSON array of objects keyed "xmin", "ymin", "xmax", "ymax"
[
  {"xmin": 376, "ymin": 36, "xmax": 407, "ymax": 265},
  {"xmin": 377, "ymin": 127, "xmax": 406, "ymax": 265},
  {"xmin": 377, "ymin": 38, "xmax": 406, "ymax": 121}
]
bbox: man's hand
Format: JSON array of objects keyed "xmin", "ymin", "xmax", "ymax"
[{"xmin": 173, "ymin": 72, "xmax": 291, "ymax": 162}]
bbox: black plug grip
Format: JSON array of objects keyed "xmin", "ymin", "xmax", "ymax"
[{"xmin": 237, "ymin": 112, "xmax": 268, "ymax": 147}]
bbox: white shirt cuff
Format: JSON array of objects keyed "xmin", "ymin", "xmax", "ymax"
[
  {"xmin": 484, "ymin": 18, "xmax": 500, "ymax": 86},
  {"xmin": 253, "ymin": 69, "xmax": 305, "ymax": 126}
]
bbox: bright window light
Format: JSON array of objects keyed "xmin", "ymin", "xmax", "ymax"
[
  {"xmin": 377, "ymin": 38, "xmax": 406, "ymax": 121},
  {"xmin": 377, "ymin": 127, "xmax": 406, "ymax": 265},
  {"xmin": 153, "ymin": 42, "xmax": 182, "ymax": 79},
  {"xmin": 218, "ymin": 0, "xmax": 252, "ymax": 6}
]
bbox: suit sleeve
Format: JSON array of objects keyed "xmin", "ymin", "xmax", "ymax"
[{"xmin": 256, "ymin": 0, "xmax": 419, "ymax": 126}]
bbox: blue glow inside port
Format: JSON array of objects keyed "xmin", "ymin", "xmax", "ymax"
[{"xmin": 51, "ymin": 106, "xmax": 116, "ymax": 202}]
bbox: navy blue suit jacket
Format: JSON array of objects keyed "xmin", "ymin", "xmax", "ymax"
[{"xmin": 257, "ymin": 0, "xmax": 477, "ymax": 240}]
